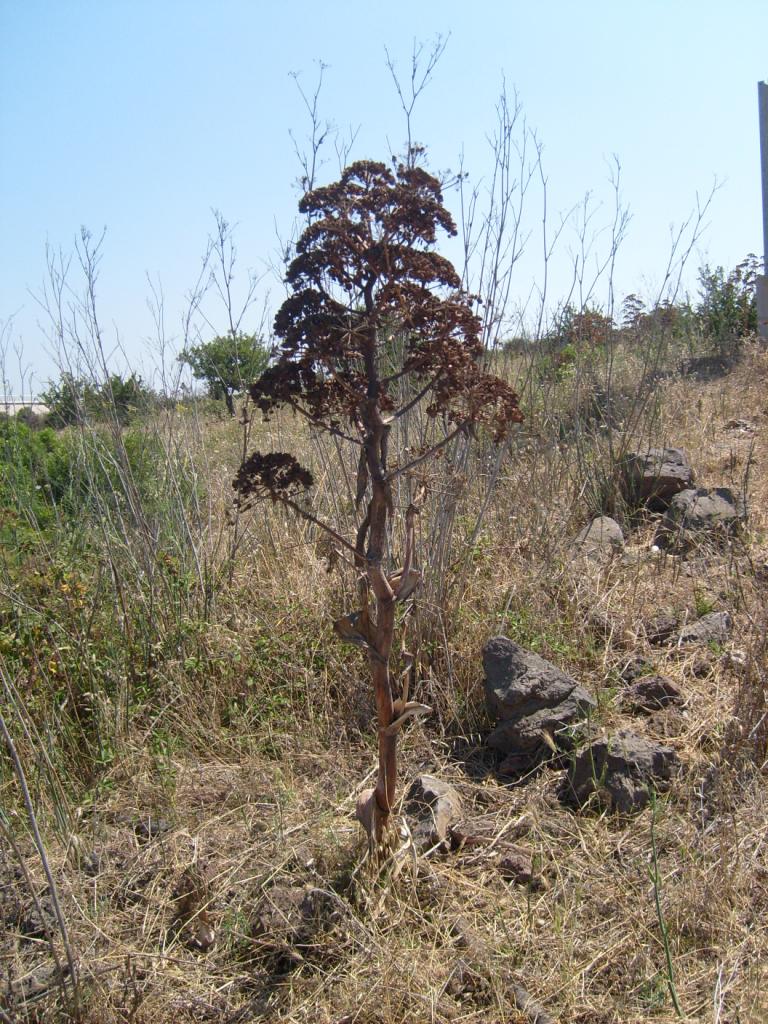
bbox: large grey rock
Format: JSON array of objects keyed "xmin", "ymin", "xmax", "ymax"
[
  {"xmin": 560, "ymin": 730, "xmax": 680, "ymax": 812},
  {"xmin": 483, "ymin": 638, "xmax": 596, "ymax": 763},
  {"xmin": 676, "ymin": 611, "xmax": 733, "ymax": 646},
  {"xmin": 621, "ymin": 447, "xmax": 694, "ymax": 510},
  {"xmin": 405, "ymin": 775, "xmax": 462, "ymax": 851},
  {"xmin": 658, "ymin": 487, "xmax": 741, "ymax": 550},
  {"xmin": 570, "ymin": 516, "xmax": 624, "ymax": 560}
]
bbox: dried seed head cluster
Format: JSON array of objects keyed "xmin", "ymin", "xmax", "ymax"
[
  {"xmin": 243, "ymin": 159, "xmax": 522, "ymax": 456},
  {"xmin": 233, "ymin": 451, "xmax": 314, "ymax": 509}
]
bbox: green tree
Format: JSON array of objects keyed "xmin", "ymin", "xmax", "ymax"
[
  {"xmin": 178, "ymin": 333, "xmax": 269, "ymax": 416},
  {"xmin": 101, "ymin": 373, "xmax": 154, "ymax": 425}
]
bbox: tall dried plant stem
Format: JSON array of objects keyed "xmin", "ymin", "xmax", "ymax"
[{"xmin": 0, "ymin": 681, "xmax": 80, "ymax": 1017}]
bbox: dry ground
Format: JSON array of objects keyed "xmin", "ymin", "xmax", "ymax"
[{"xmin": 3, "ymin": 345, "xmax": 768, "ymax": 1023}]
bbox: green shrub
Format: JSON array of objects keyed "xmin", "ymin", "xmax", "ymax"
[
  {"xmin": 41, "ymin": 372, "xmax": 155, "ymax": 427},
  {"xmin": 0, "ymin": 413, "xmax": 199, "ymax": 550},
  {"xmin": 696, "ymin": 254, "xmax": 760, "ymax": 358},
  {"xmin": 549, "ymin": 304, "xmax": 615, "ymax": 351},
  {"xmin": 0, "ymin": 418, "xmax": 73, "ymax": 539},
  {"xmin": 14, "ymin": 406, "xmax": 47, "ymax": 430},
  {"xmin": 40, "ymin": 373, "xmax": 95, "ymax": 427}
]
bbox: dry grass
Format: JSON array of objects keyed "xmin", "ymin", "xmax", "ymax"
[{"xmin": 3, "ymin": 343, "xmax": 768, "ymax": 1023}]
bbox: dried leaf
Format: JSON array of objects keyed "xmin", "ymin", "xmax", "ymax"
[
  {"xmin": 333, "ymin": 611, "xmax": 371, "ymax": 648},
  {"xmin": 388, "ymin": 567, "xmax": 421, "ymax": 602},
  {"xmin": 380, "ymin": 702, "xmax": 432, "ymax": 736}
]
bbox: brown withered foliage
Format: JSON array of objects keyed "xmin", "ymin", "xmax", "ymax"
[
  {"xmin": 248, "ymin": 160, "xmax": 521, "ymax": 444},
  {"xmin": 234, "ymin": 157, "xmax": 522, "ymax": 851},
  {"xmin": 234, "ymin": 452, "xmax": 314, "ymax": 509}
]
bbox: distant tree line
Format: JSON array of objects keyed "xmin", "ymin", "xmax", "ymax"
[
  {"xmin": 503, "ymin": 253, "xmax": 761, "ymax": 359},
  {"xmin": 4, "ymin": 331, "xmax": 270, "ymax": 431},
  {"xmin": 12, "ymin": 255, "xmax": 760, "ymax": 432}
]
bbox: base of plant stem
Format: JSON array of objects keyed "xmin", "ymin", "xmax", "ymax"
[
  {"xmin": 355, "ymin": 787, "xmax": 384, "ymax": 848},
  {"xmin": 355, "ymin": 786, "xmax": 405, "ymax": 863}
]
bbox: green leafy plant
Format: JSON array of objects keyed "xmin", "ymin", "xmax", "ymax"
[
  {"xmin": 693, "ymin": 587, "xmax": 716, "ymax": 618},
  {"xmin": 40, "ymin": 373, "xmax": 95, "ymax": 427},
  {"xmin": 41, "ymin": 371, "xmax": 154, "ymax": 427},
  {"xmin": 0, "ymin": 418, "xmax": 73, "ymax": 539},
  {"xmin": 696, "ymin": 254, "xmax": 760, "ymax": 359},
  {"xmin": 100, "ymin": 372, "xmax": 155, "ymax": 425}
]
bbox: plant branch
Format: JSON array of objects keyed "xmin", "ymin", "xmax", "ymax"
[
  {"xmin": 392, "ymin": 371, "xmax": 443, "ymax": 419},
  {"xmin": 386, "ymin": 424, "xmax": 466, "ymax": 481},
  {"xmin": 277, "ymin": 494, "xmax": 361, "ymax": 559},
  {"xmin": 0, "ymin": 675, "xmax": 80, "ymax": 1015}
]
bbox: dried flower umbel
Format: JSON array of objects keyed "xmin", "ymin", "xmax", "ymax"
[{"xmin": 234, "ymin": 158, "xmax": 522, "ymax": 851}]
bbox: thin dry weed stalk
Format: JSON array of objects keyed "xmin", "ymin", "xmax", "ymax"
[{"xmin": 1, "ymin": 669, "xmax": 80, "ymax": 1017}]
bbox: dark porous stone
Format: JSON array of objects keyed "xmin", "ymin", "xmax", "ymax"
[
  {"xmin": 643, "ymin": 613, "xmax": 679, "ymax": 646},
  {"xmin": 135, "ymin": 817, "xmax": 171, "ymax": 843},
  {"xmin": 676, "ymin": 611, "xmax": 733, "ymax": 647},
  {"xmin": 619, "ymin": 655, "xmax": 653, "ymax": 683},
  {"xmin": 496, "ymin": 845, "xmax": 546, "ymax": 890},
  {"xmin": 570, "ymin": 516, "xmax": 625, "ymax": 561},
  {"xmin": 404, "ymin": 775, "xmax": 463, "ymax": 851},
  {"xmin": 621, "ymin": 675, "xmax": 683, "ymax": 713},
  {"xmin": 560, "ymin": 729, "xmax": 680, "ymax": 813},
  {"xmin": 690, "ymin": 658, "xmax": 714, "ymax": 679},
  {"xmin": 657, "ymin": 488, "xmax": 741, "ymax": 551},
  {"xmin": 483, "ymin": 637, "xmax": 596, "ymax": 765},
  {"xmin": 621, "ymin": 448, "xmax": 694, "ymax": 510}
]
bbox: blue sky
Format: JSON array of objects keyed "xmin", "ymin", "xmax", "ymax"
[{"xmin": 1, "ymin": 0, "xmax": 767, "ymax": 395}]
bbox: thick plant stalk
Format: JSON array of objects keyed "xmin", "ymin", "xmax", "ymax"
[
  {"xmin": 362, "ymin": 374, "xmax": 397, "ymax": 840},
  {"xmin": 356, "ymin": 493, "xmax": 422, "ymax": 847}
]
